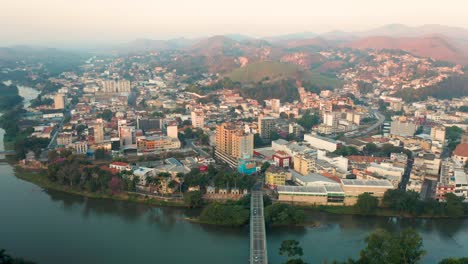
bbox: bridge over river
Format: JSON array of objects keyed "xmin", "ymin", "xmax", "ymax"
[{"xmin": 250, "ymin": 190, "xmax": 268, "ymax": 263}]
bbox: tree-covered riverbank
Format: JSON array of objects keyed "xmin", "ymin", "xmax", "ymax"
[{"xmin": 14, "ymin": 167, "xmax": 185, "ymax": 207}]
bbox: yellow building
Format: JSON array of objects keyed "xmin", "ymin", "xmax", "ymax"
[
  {"xmin": 265, "ymin": 168, "xmax": 287, "ymax": 187},
  {"xmin": 293, "ymin": 153, "xmax": 317, "ymax": 176}
]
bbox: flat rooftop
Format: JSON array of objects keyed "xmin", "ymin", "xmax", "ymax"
[
  {"xmin": 277, "ymin": 184, "xmax": 344, "ymax": 195},
  {"xmin": 341, "ymin": 179, "xmax": 394, "ymax": 188}
]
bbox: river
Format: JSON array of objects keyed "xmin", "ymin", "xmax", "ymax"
[{"xmin": 1, "ymin": 87, "xmax": 468, "ymax": 263}]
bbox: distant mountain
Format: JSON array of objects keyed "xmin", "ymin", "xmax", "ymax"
[
  {"xmin": 112, "ymin": 38, "xmax": 195, "ymax": 53},
  {"xmin": 264, "ymin": 32, "xmax": 318, "ymax": 42},
  {"xmin": 343, "ymin": 35, "xmax": 468, "ymax": 65},
  {"xmin": 184, "ymin": 36, "xmax": 282, "ymax": 73},
  {"xmin": 283, "ymin": 37, "xmax": 331, "ymax": 49},
  {"xmin": 358, "ymin": 24, "xmax": 468, "ymax": 41}
]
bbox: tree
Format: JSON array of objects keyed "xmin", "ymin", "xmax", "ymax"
[
  {"xmin": 359, "ymin": 228, "xmax": 425, "ymax": 264},
  {"xmin": 439, "ymin": 258, "xmax": 468, "ymax": 264},
  {"xmin": 99, "ymin": 109, "xmax": 113, "ymax": 122},
  {"xmin": 355, "ymin": 193, "xmax": 378, "ymax": 215},
  {"xmin": 297, "ymin": 110, "xmax": 319, "ymax": 131},
  {"xmin": 264, "ymin": 203, "xmax": 305, "ymax": 226},
  {"xmin": 279, "ymin": 240, "xmax": 307, "ymax": 264},
  {"xmin": 383, "ymin": 189, "xmax": 420, "ymax": 215},
  {"xmin": 261, "ymin": 162, "xmax": 271, "ymax": 173},
  {"xmin": 184, "ymin": 191, "xmax": 203, "ymax": 208},
  {"xmin": 445, "ymin": 193, "xmax": 465, "ymax": 218},
  {"xmin": 279, "ymin": 240, "xmax": 304, "ymax": 258},
  {"xmin": 94, "ymin": 148, "xmax": 107, "ymax": 160}
]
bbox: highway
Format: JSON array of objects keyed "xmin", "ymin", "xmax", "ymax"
[
  {"xmin": 250, "ymin": 190, "xmax": 268, "ymax": 264},
  {"xmin": 350, "ymin": 110, "xmax": 385, "ymax": 138}
]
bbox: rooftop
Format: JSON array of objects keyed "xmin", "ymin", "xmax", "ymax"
[
  {"xmin": 453, "ymin": 143, "xmax": 468, "ymax": 158},
  {"xmin": 341, "ymin": 179, "xmax": 394, "ymax": 188}
]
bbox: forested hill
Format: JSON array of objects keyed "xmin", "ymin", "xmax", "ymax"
[{"xmin": 394, "ymin": 73, "xmax": 468, "ymax": 102}]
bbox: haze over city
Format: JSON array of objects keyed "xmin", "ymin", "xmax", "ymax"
[
  {"xmin": 2, "ymin": 0, "xmax": 468, "ymax": 264},
  {"xmin": 2, "ymin": 0, "xmax": 468, "ymax": 47}
]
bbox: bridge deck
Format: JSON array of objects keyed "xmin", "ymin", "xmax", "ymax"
[{"xmin": 250, "ymin": 191, "xmax": 268, "ymax": 264}]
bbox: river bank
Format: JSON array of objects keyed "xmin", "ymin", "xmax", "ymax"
[
  {"xmin": 14, "ymin": 167, "xmax": 185, "ymax": 207},
  {"xmin": 15, "ymin": 165, "xmax": 466, "ymax": 225}
]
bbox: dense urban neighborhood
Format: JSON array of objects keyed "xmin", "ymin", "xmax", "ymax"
[{"xmin": 2, "ymin": 22, "xmax": 468, "ymax": 264}]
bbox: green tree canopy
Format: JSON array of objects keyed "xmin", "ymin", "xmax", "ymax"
[{"xmin": 355, "ymin": 193, "xmax": 379, "ymax": 215}]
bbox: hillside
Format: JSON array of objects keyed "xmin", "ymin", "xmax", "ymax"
[
  {"xmin": 227, "ymin": 61, "xmax": 341, "ymax": 88},
  {"xmin": 227, "ymin": 61, "xmax": 303, "ymax": 83},
  {"xmin": 394, "ymin": 73, "xmax": 468, "ymax": 102},
  {"xmin": 344, "ymin": 35, "xmax": 468, "ymax": 65}
]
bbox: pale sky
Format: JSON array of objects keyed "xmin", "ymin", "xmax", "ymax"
[{"xmin": 1, "ymin": 0, "xmax": 468, "ymax": 47}]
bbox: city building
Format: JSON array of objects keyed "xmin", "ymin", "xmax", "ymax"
[
  {"xmin": 293, "ymin": 153, "xmax": 317, "ymax": 175},
  {"xmin": 167, "ymin": 125, "xmax": 178, "ymax": 139},
  {"xmin": 54, "ymin": 93, "xmax": 65, "ymax": 110},
  {"xmin": 91, "ymin": 119, "xmax": 105, "ymax": 144},
  {"xmin": 265, "ymin": 166, "xmax": 288, "ymax": 187},
  {"xmin": 109, "ymin": 162, "xmax": 131, "ymax": 172},
  {"xmin": 390, "ymin": 118, "xmax": 417, "ymax": 137},
  {"xmin": 100, "ymin": 80, "xmax": 131, "ymax": 93},
  {"xmin": 137, "ymin": 118, "xmax": 162, "ymax": 133},
  {"xmin": 430, "ymin": 126, "xmax": 446, "ymax": 143},
  {"xmin": 57, "ymin": 132, "xmax": 72, "ymax": 146},
  {"xmin": 258, "ymin": 116, "xmax": 276, "ymax": 143},
  {"xmin": 453, "ymin": 143, "xmax": 468, "ymax": 164},
  {"xmin": 272, "ymin": 151, "xmax": 292, "ymax": 168},
  {"xmin": 304, "ymin": 132, "xmax": 339, "ymax": 152},
  {"xmin": 215, "ymin": 123, "xmax": 254, "ymax": 167},
  {"xmin": 191, "ymin": 110, "xmax": 205, "ymax": 128}
]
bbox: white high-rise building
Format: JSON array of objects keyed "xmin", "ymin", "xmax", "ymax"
[
  {"xmin": 191, "ymin": 110, "xmax": 205, "ymax": 128},
  {"xmin": 167, "ymin": 125, "xmax": 178, "ymax": 139},
  {"xmin": 100, "ymin": 80, "xmax": 131, "ymax": 93}
]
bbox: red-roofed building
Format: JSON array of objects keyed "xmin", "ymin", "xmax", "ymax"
[
  {"xmin": 453, "ymin": 143, "xmax": 468, "ymax": 164},
  {"xmin": 272, "ymin": 151, "xmax": 292, "ymax": 168},
  {"xmin": 109, "ymin": 161, "xmax": 131, "ymax": 172},
  {"xmin": 321, "ymin": 171, "xmax": 341, "ymax": 183},
  {"xmin": 100, "ymin": 165, "xmax": 119, "ymax": 175}
]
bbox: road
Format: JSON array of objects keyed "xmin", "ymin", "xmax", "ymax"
[
  {"xmin": 399, "ymin": 158, "xmax": 414, "ymax": 190},
  {"xmin": 350, "ymin": 110, "xmax": 385, "ymax": 138},
  {"xmin": 250, "ymin": 190, "xmax": 268, "ymax": 264},
  {"xmin": 185, "ymin": 139, "xmax": 210, "ymax": 157}
]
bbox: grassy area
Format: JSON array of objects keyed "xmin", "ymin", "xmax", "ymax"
[
  {"xmin": 227, "ymin": 61, "xmax": 341, "ymax": 88},
  {"xmin": 14, "ymin": 167, "xmax": 185, "ymax": 207},
  {"xmin": 227, "ymin": 61, "xmax": 303, "ymax": 83}
]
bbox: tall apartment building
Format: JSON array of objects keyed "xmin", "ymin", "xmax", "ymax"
[
  {"xmin": 118, "ymin": 120, "xmax": 136, "ymax": 147},
  {"xmin": 166, "ymin": 125, "xmax": 178, "ymax": 139},
  {"xmin": 215, "ymin": 123, "xmax": 253, "ymax": 167},
  {"xmin": 270, "ymin": 99, "xmax": 281, "ymax": 113},
  {"xmin": 430, "ymin": 126, "xmax": 446, "ymax": 143},
  {"xmin": 258, "ymin": 116, "xmax": 276, "ymax": 142},
  {"xmin": 390, "ymin": 119, "xmax": 417, "ymax": 137},
  {"xmin": 137, "ymin": 117, "xmax": 162, "ymax": 133},
  {"xmin": 91, "ymin": 119, "xmax": 105, "ymax": 144},
  {"xmin": 54, "ymin": 93, "xmax": 65, "ymax": 110},
  {"xmin": 191, "ymin": 110, "xmax": 205, "ymax": 128},
  {"xmin": 100, "ymin": 80, "xmax": 131, "ymax": 93},
  {"xmin": 323, "ymin": 111, "xmax": 340, "ymax": 129}
]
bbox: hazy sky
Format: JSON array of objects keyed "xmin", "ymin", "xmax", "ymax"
[{"xmin": 2, "ymin": 0, "xmax": 468, "ymax": 47}]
